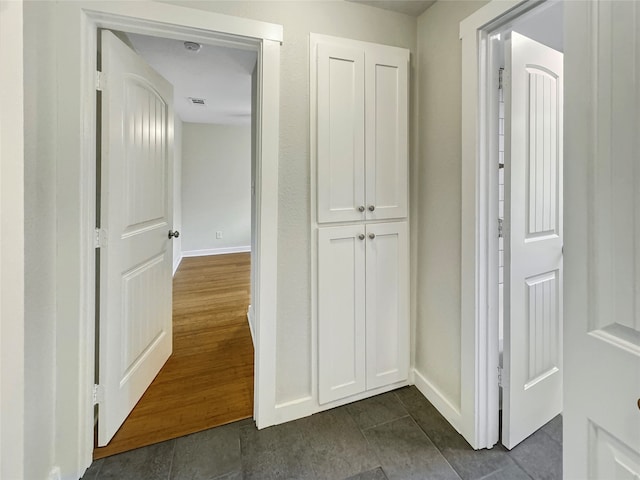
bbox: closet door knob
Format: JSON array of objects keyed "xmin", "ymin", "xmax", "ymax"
[
  {"xmin": 358, "ymin": 234, "xmax": 365, "ymax": 240},
  {"xmin": 358, "ymin": 205, "xmax": 365, "ymax": 212},
  {"xmin": 168, "ymin": 230, "xmax": 180, "ymax": 239},
  {"xmin": 369, "ymin": 233, "xmax": 376, "ymax": 239},
  {"xmin": 368, "ymin": 205, "xmax": 375, "ymax": 212}
]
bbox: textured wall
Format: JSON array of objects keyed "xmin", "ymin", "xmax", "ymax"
[
  {"xmin": 415, "ymin": 0, "xmax": 487, "ymax": 411},
  {"xmin": 23, "ymin": 2, "xmax": 57, "ymax": 479},
  {"xmin": 181, "ymin": 123, "xmax": 251, "ymax": 253},
  {"xmin": 163, "ymin": 0, "xmax": 417, "ymax": 405}
]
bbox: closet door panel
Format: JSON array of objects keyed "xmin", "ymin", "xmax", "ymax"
[
  {"xmin": 365, "ymin": 222, "xmax": 409, "ymax": 389},
  {"xmin": 365, "ymin": 49, "xmax": 409, "ymax": 221},
  {"xmin": 317, "ymin": 43, "xmax": 366, "ymax": 224},
  {"xmin": 318, "ymin": 225, "xmax": 367, "ymax": 404}
]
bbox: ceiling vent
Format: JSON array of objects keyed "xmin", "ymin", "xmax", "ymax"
[{"xmin": 189, "ymin": 97, "xmax": 206, "ymax": 106}]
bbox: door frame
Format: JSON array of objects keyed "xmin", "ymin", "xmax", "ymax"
[
  {"xmin": 459, "ymin": 0, "xmax": 553, "ymax": 449},
  {"xmin": 54, "ymin": 2, "xmax": 281, "ymax": 477},
  {"xmin": 0, "ymin": 0, "xmax": 25, "ymax": 478}
]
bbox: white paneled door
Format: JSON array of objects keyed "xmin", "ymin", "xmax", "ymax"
[
  {"xmin": 365, "ymin": 222, "xmax": 409, "ymax": 389},
  {"xmin": 502, "ymin": 32, "xmax": 563, "ymax": 449},
  {"xmin": 98, "ymin": 31, "xmax": 174, "ymax": 446},
  {"xmin": 565, "ymin": 1, "xmax": 640, "ymax": 477},
  {"xmin": 318, "ymin": 225, "xmax": 367, "ymax": 404},
  {"xmin": 316, "ymin": 43, "xmax": 365, "ymax": 224},
  {"xmin": 364, "ymin": 49, "xmax": 408, "ymax": 221}
]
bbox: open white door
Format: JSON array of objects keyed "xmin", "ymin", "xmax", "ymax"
[
  {"xmin": 98, "ymin": 30, "xmax": 174, "ymax": 446},
  {"xmin": 565, "ymin": 1, "xmax": 640, "ymax": 477},
  {"xmin": 502, "ymin": 32, "xmax": 563, "ymax": 449}
]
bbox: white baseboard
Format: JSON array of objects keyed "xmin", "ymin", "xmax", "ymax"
[
  {"xmin": 413, "ymin": 368, "xmax": 464, "ymax": 435},
  {"xmin": 173, "ymin": 254, "xmax": 183, "ymax": 276},
  {"xmin": 182, "ymin": 246, "xmax": 251, "ymax": 257},
  {"xmin": 247, "ymin": 304, "xmax": 255, "ymax": 346}
]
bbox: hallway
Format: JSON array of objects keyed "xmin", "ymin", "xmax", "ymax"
[
  {"xmin": 93, "ymin": 253, "xmax": 254, "ymax": 459},
  {"xmin": 84, "ymin": 386, "xmax": 561, "ymax": 479}
]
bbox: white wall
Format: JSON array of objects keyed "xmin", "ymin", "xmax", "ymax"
[
  {"xmin": 513, "ymin": 1, "xmax": 563, "ymax": 53},
  {"xmin": 23, "ymin": 2, "xmax": 57, "ymax": 479},
  {"xmin": 166, "ymin": 0, "xmax": 417, "ymax": 406},
  {"xmin": 414, "ymin": 0, "xmax": 487, "ymax": 415},
  {"xmin": 173, "ymin": 116, "xmax": 183, "ymax": 273},
  {"xmin": 23, "ymin": 2, "xmax": 416, "ymax": 477},
  {"xmin": 181, "ymin": 123, "xmax": 251, "ymax": 255}
]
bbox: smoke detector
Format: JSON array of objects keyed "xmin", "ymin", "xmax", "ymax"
[{"xmin": 184, "ymin": 41, "xmax": 202, "ymax": 52}]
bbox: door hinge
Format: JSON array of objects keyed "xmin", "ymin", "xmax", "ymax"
[
  {"xmin": 94, "ymin": 228, "xmax": 106, "ymax": 248},
  {"xmin": 96, "ymin": 71, "xmax": 104, "ymax": 91},
  {"xmin": 497, "ymin": 366, "xmax": 504, "ymax": 387},
  {"xmin": 93, "ymin": 384, "xmax": 104, "ymax": 405},
  {"xmin": 498, "ymin": 67, "xmax": 504, "ymax": 91},
  {"xmin": 498, "ymin": 218, "xmax": 504, "ymax": 238}
]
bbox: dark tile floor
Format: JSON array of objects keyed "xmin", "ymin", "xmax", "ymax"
[{"xmin": 82, "ymin": 386, "xmax": 562, "ymax": 480}]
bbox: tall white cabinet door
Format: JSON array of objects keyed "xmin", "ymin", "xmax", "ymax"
[
  {"xmin": 317, "ymin": 43, "xmax": 366, "ymax": 224},
  {"xmin": 318, "ymin": 225, "xmax": 367, "ymax": 404},
  {"xmin": 365, "ymin": 48, "xmax": 409, "ymax": 221},
  {"xmin": 502, "ymin": 32, "xmax": 563, "ymax": 450},
  {"xmin": 365, "ymin": 222, "xmax": 409, "ymax": 389}
]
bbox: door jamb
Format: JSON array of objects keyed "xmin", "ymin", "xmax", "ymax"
[
  {"xmin": 54, "ymin": 3, "xmax": 281, "ymax": 477},
  {"xmin": 459, "ymin": 0, "xmax": 548, "ymax": 449}
]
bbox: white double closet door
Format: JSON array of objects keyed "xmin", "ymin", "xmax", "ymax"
[{"xmin": 502, "ymin": 31, "xmax": 564, "ymax": 449}]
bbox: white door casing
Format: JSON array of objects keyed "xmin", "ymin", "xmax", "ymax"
[
  {"xmin": 318, "ymin": 224, "xmax": 367, "ymax": 404},
  {"xmin": 564, "ymin": 1, "xmax": 640, "ymax": 477},
  {"xmin": 502, "ymin": 31, "xmax": 563, "ymax": 449},
  {"xmin": 365, "ymin": 222, "xmax": 409, "ymax": 389},
  {"xmin": 98, "ymin": 30, "xmax": 174, "ymax": 446}
]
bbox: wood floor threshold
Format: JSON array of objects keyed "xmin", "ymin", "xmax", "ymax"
[{"xmin": 94, "ymin": 253, "xmax": 254, "ymax": 459}]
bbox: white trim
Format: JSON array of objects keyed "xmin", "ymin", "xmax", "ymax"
[
  {"xmin": 0, "ymin": 1, "xmax": 25, "ymax": 478},
  {"xmin": 173, "ymin": 254, "xmax": 183, "ymax": 276},
  {"xmin": 247, "ymin": 305, "xmax": 255, "ymax": 345},
  {"xmin": 82, "ymin": 1, "xmax": 282, "ymax": 44},
  {"xmin": 459, "ymin": 0, "xmax": 546, "ymax": 450},
  {"xmin": 54, "ymin": 3, "xmax": 280, "ymax": 477},
  {"xmin": 182, "ymin": 246, "xmax": 251, "ymax": 257},
  {"xmin": 273, "ymin": 380, "xmax": 410, "ymax": 425},
  {"xmin": 413, "ymin": 369, "xmax": 463, "ymax": 433}
]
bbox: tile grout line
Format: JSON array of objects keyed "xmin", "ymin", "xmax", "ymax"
[
  {"xmin": 359, "ymin": 414, "xmax": 412, "ymax": 433},
  {"xmin": 404, "ymin": 414, "xmax": 463, "ymax": 480},
  {"xmin": 166, "ymin": 439, "xmax": 178, "ymax": 480}
]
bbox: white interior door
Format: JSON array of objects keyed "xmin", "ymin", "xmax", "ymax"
[
  {"xmin": 502, "ymin": 31, "xmax": 563, "ymax": 449},
  {"xmin": 565, "ymin": 1, "xmax": 640, "ymax": 477},
  {"xmin": 365, "ymin": 222, "xmax": 409, "ymax": 389},
  {"xmin": 98, "ymin": 30, "xmax": 174, "ymax": 446},
  {"xmin": 318, "ymin": 224, "xmax": 366, "ymax": 404}
]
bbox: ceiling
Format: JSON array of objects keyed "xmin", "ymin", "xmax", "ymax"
[
  {"xmin": 126, "ymin": 33, "xmax": 257, "ymax": 125},
  {"xmin": 345, "ymin": 0, "xmax": 436, "ymax": 17}
]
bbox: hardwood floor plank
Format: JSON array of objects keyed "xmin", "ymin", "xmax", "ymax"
[{"xmin": 93, "ymin": 253, "xmax": 254, "ymax": 459}]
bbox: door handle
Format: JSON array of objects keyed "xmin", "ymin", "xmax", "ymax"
[
  {"xmin": 358, "ymin": 205, "xmax": 365, "ymax": 212},
  {"xmin": 368, "ymin": 233, "xmax": 375, "ymax": 240},
  {"xmin": 368, "ymin": 205, "xmax": 375, "ymax": 212},
  {"xmin": 358, "ymin": 234, "xmax": 365, "ymax": 240},
  {"xmin": 168, "ymin": 230, "xmax": 180, "ymax": 239}
]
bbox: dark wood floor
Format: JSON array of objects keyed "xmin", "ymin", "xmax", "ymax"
[{"xmin": 94, "ymin": 253, "xmax": 254, "ymax": 459}]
